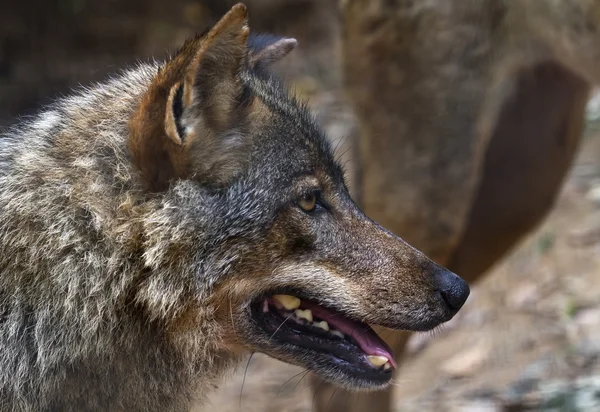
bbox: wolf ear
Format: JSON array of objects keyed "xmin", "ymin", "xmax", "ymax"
[
  {"xmin": 247, "ymin": 34, "xmax": 297, "ymax": 70},
  {"xmin": 130, "ymin": 4, "xmax": 253, "ymax": 191},
  {"xmin": 165, "ymin": 3, "xmax": 249, "ymax": 145}
]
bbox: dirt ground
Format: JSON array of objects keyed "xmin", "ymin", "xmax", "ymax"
[{"xmin": 198, "ymin": 106, "xmax": 600, "ymax": 411}]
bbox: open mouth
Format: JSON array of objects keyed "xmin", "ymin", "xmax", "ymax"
[{"xmin": 251, "ymin": 293, "xmax": 396, "ymax": 386}]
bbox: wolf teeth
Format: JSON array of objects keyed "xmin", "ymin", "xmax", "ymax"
[
  {"xmin": 383, "ymin": 362, "xmax": 392, "ymax": 370},
  {"xmin": 367, "ymin": 355, "xmax": 389, "ymax": 367},
  {"xmin": 313, "ymin": 320, "xmax": 329, "ymax": 331},
  {"xmin": 273, "ymin": 294, "xmax": 301, "ymax": 310},
  {"xmin": 295, "ymin": 309, "xmax": 313, "ymax": 322},
  {"xmin": 331, "ymin": 330, "xmax": 344, "ymax": 339}
]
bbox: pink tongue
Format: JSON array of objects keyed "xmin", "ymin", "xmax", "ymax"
[{"xmin": 299, "ymin": 300, "xmax": 397, "ymax": 369}]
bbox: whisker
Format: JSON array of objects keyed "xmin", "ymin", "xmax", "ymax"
[
  {"xmin": 276, "ymin": 369, "xmax": 309, "ymax": 395},
  {"xmin": 312, "ymin": 379, "xmax": 321, "ymax": 410},
  {"xmin": 228, "ymin": 294, "xmax": 239, "ymax": 343},
  {"xmin": 292, "ymin": 370, "xmax": 311, "ymax": 391},
  {"xmin": 327, "ymin": 387, "xmax": 339, "ymax": 409},
  {"xmin": 269, "ymin": 312, "xmax": 295, "ymax": 341},
  {"xmin": 238, "ymin": 353, "xmax": 254, "ymax": 411},
  {"xmin": 332, "ymin": 133, "xmax": 351, "ymax": 159},
  {"xmin": 336, "ymin": 143, "xmax": 354, "ymax": 163}
]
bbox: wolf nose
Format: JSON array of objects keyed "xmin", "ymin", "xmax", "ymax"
[{"xmin": 434, "ymin": 268, "xmax": 470, "ymax": 311}]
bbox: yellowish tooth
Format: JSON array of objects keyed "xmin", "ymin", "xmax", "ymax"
[
  {"xmin": 273, "ymin": 294, "xmax": 301, "ymax": 310},
  {"xmin": 383, "ymin": 362, "xmax": 392, "ymax": 370},
  {"xmin": 314, "ymin": 320, "xmax": 329, "ymax": 331},
  {"xmin": 331, "ymin": 330, "xmax": 344, "ymax": 339},
  {"xmin": 367, "ymin": 355, "xmax": 389, "ymax": 367},
  {"xmin": 295, "ymin": 309, "xmax": 313, "ymax": 322}
]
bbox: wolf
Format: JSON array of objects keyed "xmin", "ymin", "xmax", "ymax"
[{"xmin": 0, "ymin": 4, "xmax": 469, "ymax": 411}]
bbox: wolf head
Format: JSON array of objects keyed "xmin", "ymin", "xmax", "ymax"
[{"xmin": 129, "ymin": 4, "xmax": 469, "ymax": 391}]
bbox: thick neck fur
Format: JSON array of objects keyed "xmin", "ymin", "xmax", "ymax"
[{"xmin": 0, "ymin": 64, "xmax": 240, "ymax": 411}]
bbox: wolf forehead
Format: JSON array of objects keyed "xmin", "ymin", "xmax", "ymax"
[{"xmin": 238, "ymin": 69, "xmax": 344, "ymax": 184}]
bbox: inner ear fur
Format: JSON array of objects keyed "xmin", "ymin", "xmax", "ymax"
[{"xmin": 165, "ymin": 82, "xmax": 185, "ymax": 145}]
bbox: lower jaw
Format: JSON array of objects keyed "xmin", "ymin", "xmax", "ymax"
[
  {"xmin": 266, "ymin": 346, "xmax": 393, "ymax": 389},
  {"xmin": 311, "ymin": 356, "xmax": 393, "ymax": 389},
  {"xmin": 250, "ymin": 303, "xmax": 393, "ymax": 387}
]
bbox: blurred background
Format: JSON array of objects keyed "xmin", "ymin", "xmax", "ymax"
[{"xmin": 2, "ymin": 0, "xmax": 600, "ymax": 411}]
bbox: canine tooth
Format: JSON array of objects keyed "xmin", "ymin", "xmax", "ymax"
[
  {"xmin": 273, "ymin": 294, "xmax": 301, "ymax": 310},
  {"xmin": 314, "ymin": 321, "xmax": 329, "ymax": 331},
  {"xmin": 367, "ymin": 355, "xmax": 389, "ymax": 367},
  {"xmin": 331, "ymin": 330, "xmax": 344, "ymax": 339},
  {"xmin": 383, "ymin": 362, "xmax": 392, "ymax": 370},
  {"xmin": 295, "ymin": 309, "xmax": 313, "ymax": 322}
]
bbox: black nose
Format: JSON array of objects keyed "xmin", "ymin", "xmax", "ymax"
[{"xmin": 434, "ymin": 268, "xmax": 470, "ymax": 311}]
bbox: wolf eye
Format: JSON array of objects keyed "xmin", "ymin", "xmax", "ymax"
[{"xmin": 297, "ymin": 190, "xmax": 320, "ymax": 212}]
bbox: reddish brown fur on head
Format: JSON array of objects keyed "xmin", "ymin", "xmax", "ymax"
[{"xmin": 128, "ymin": 4, "xmax": 296, "ymax": 192}]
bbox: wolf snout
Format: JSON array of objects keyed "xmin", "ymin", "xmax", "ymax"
[{"xmin": 433, "ymin": 267, "xmax": 470, "ymax": 311}]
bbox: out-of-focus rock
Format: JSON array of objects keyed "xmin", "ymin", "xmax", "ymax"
[{"xmin": 441, "ymin": 340, "xmax": 492, "ymax": 378}]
